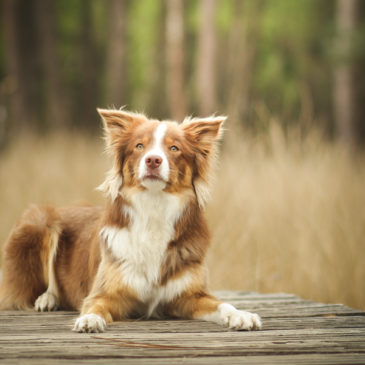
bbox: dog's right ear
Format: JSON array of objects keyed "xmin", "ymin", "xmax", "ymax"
[
  {"xmin": 97, "ymin": 108, "xmax": 146, "ymax": 134},
  {"xmin": 97, "ymin": 108, "xmax": 147, "ymax": 150},
  {"xmin": 97, "ymin": 109, "xmax": 147, "ymax": 201}
]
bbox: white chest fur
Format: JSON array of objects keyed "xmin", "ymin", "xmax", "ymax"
[{"xmin": 100, "ymin": 190, "xmax": 190, "ymax": 316}]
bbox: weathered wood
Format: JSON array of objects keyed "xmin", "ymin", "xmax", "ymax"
[{"xmin": 0, "ymin": 292, "xmax": 364, "ymax": 364}]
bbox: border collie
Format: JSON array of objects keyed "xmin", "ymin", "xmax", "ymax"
[{"xmin": 0, "ymin": 109, "xmax": 261, "ymax": 333}]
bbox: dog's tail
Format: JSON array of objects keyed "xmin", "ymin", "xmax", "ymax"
[{"xmin": 0, "ymin": 205, "xmax": 60, "ymax": 310}]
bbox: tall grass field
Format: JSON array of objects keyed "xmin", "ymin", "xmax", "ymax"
[{"xmin": 0, "ymin": 127, "xmax": 364, "ymax": 309}]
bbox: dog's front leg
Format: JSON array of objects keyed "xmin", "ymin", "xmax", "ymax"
[
  {"xmin": 167, "ymin": 291, "xmax": 262, "ymax": 331},
  {"xmin": 73, "ymin": 295, "xmax": 110, "ymax": 333},
  {"xmin": 73, "ymin": 289, "xmax": 136, "ymax": 333}
]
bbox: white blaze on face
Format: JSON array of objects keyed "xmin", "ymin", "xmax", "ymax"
[{"xmin": 139, "ymin": 123, "xmax": 169, "ymax": 190}]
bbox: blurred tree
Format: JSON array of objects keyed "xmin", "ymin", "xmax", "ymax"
[
  {"xmin": 77, "ymin": 0, "xmax": 99, "ymax": 128},
  {"xmin": 2, "ymin": 0, "xmax": 40, "ymax": 132},
  {"xmin": 166, "ymin": 0, "xmax": 187, "ymax": 122},
  {"xmin": 2, "ymin": 0, "xmax": 26, "ymax": 131},
  {"xmin": 333, "ymin": 0, "xmax": 365, "ymax": 146},
  {"xmin": 145, "ymin": 1, "xmax": 168, "ymax": 119},
  {"xmin": 0, "ymin": 0, "xmax": 364, "ymax": 146},
  {"xmin": 127, "ymin": 0, "xmax": 164, "ymax": 115},
  {"xmin": 105, "ymin": 0, "xmax": 127, "ymax": 108},
  {"xmin": 35, "ymin": 0, "xmax": 71, "ymax": 129},
  {"xmin": 196, "ymin": 0, "xmax": 217, "ymax": 116},
  {"xmin": 333, "ymin": 0, "xmax": 357, "ymax": 145},
  {"xmin": 226, "ymin": 0, "xmax": 264, "ymax": 133},
  {"xmin": 252, "ymin": 1, "xmax": 334, "ymax": 133},
  {"xmin": 354, "ymin": 2, "xmax": 365, "ymax": 144}
]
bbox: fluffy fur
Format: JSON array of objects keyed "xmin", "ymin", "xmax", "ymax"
[{"xmin": 0, "ymin": 109, "xmax": 261, "ymax": 332}]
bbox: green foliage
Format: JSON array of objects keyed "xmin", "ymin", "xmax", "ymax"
[
  {"xmin": 254, "ymin": 0, "xmax": 334, "ymax": 126},
  {"xmin": 55, "ymin": 1, "xmax": 83, "ymax": 103},
  {"xmin": 127, "ymin": 0, "xmax": 162, "ymax": 111},
  {"xmin": 0, "ymin": 0, "xmax": 364, "ymax": 141},
  {"xmin": 215, "ymin": 0, "xmax": 234, "ymax": 35}
]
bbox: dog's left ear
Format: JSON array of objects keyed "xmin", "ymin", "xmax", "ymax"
[
  {"xmin": 182, "ymin": 116, "xmax": 226, "ymax": 208},
  {"xmin": 182, "ymin": 116, "xmax": 226, "ymax": 156}
]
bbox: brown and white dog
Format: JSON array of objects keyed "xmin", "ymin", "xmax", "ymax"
[{"xmin": 0, "ymin": 109, "xmax": 261, "ymax": 333}]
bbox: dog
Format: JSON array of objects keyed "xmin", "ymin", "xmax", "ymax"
[{"xmin": 0, "ymin": 109, "xmax": 261, "ymax": 333}]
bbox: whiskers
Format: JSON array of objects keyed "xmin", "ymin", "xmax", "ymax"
[
  {"xmin": 168, "ymin": 167, "xmax": 185, "ymax": 178},
  {"xmin": 125, "ymin": 166, "xmax": 138, "ymax": 180}
]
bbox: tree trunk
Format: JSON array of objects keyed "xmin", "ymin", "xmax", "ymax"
[
  {"xmin": 196, "ymin": 0, "xmax": 217, "ymax": 116},
  {"xmin": 105, "ymin": 0, "xmax": 127, "ymax": 108},
  {"xmin": 35, "ymin": 0, "xmax": 71, "ymax": 129},
  {"xmin": 78, "ymin": 0, "xmax": 98, "ymax": 129},
  {"xmin": 354, "ymin": 2, "xmax": 365, "ymax": 145},
  {"xmin": 166, "ymin": 0, "xmax": 186, "ymax": 122},
  {"xmin": 146, "ymin": 1, "xmax": 168, "ymax": 119},
  {"xmin": 226, "ymin": 0, "xmax": 263, "ymax": 135},
  {"xmin": 333, "ymin": 0, "xmax": 359, "ymax": 145},
  {"xmin": 2, "ymin": 0, "xmax": 39, "ymax": 132},
  {"xmin": 1, "ymin": 0, "xmax": 26, "ymax": 131}
]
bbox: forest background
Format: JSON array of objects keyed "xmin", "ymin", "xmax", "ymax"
[{"xmin": 0, "ymin": 0, "xmax": 364, "ymax": 310}]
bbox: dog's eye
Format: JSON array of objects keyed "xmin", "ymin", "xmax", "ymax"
[
  {"xmin": 136, "ymin": 143, "xmax": 144, "ymax": 150},
  {"xmin": 170, "ymin": 145, "xmax": 179, "ymax": 152}
]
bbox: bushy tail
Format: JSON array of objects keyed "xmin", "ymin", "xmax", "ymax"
[{"xmin": 0, "ymin": 205, "xmax": 60, "ymax": 310}]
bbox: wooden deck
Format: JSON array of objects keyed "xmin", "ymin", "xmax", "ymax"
[{"xmin": 0, "ymin": 291, "xmax": 364, "ymax": 364}]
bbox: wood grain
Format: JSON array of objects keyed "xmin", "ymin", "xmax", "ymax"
[{"xmin": 0, "ymin": 291, "xmax": 364, "ymax": 364}]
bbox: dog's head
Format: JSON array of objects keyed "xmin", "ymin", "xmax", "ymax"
[{"xmin": 98, "ymin": 109, "xmax": 225, "ymax": 207}]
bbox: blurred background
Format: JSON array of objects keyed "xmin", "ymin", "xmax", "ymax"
[{"xmin": 0, "ymin": 0, "xmax": 364, "ymax": 309}]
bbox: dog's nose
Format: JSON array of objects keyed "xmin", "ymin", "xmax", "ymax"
[{"xmin": 145, "ymin": 155, "xmax": 162, "ymax": 169}]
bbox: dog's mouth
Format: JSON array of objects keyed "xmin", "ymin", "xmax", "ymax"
[
  {"xmin": 143, "ymin": 169, "xmax": 165, "ymax": 181},
  {"xmin": 145, "ymin": 174, "xmax": 162, "ymax": 180},
  {"xmin": 141, "ymin": 170, "xmax": 167, "ymax": 191}
]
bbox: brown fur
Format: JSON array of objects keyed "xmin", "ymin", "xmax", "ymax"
[
  {"xmin": 160, "ymin": 200, "xmax": 210, "ymax": 285},
  {"xmin": 0, "ymin": 205, "xmax": 59, "ymax": 309},
  {"xmin": 81, "ymin": 253, "xmax": 140, "ymax": 323}
]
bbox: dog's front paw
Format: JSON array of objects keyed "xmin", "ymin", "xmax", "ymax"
[
  {"xmin": 73, "ymin": 314, "xmax": 107, "ymax": 333},
  {"xmin": 219, "ymin": 303, "xmax": 262, "ymax": 331},
  {"xmin": 35, "ymin": 292, "xmax": 59, "ymax": 312}
]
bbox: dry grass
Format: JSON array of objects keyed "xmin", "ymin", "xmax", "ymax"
[
  {"xmin": 207, "ymin": 126, "xmax": 365, "ymax": 310},
  {"xmin": 0, "ymin": 133, "xmax": 107, "ymax": 240},
  {"xmin": 0, "ymin": 128, "xmax": 364, "ymax": 309}
]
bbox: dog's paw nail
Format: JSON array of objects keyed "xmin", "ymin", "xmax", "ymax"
[
  {"xmin": 73, "ymin": 314, "xmax": 107, "ymax": 333},
  {"xmin": 34, "ymin": 292, "xmax": 59, "ymax": 312},
  {"xmin": 218, "ymin": 304, "xmax": 262, "ymax": 331}
]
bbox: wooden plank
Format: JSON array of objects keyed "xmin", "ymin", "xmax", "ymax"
[
  {"xmin": 0, "ymin": 292, "xmax": 364, "ymax": 364},
  {"xmin": 1, "ymin": 354, "xmax": 365, "ymax": 365}
]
